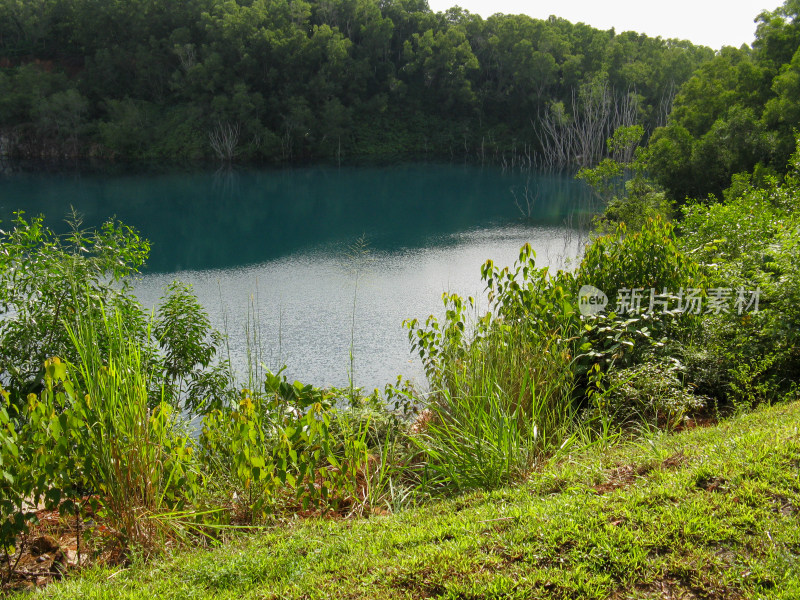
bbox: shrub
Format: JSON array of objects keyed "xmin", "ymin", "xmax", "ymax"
[
  {"xmin": 596, "ymin": 177, "xmax": 673, "ymax": 233},
  {"xmin": 153, "ymin": 281, "xmax": 227, "ymax": 412},
  {"xmin": 0, "ymin": 212, "xmax": 149, "ymax": 404},
  {"xmin": 0, "ymin": 212, "xmax": 234, "ymax": 414},
  {"xmin": 0, "ymin": 386, "xmax": 32, "ymax": 583},
  {"xmin": 578, "ymin": 217, "xmax": 703, "ymax": 309},
  {"xmin": 589, "ymin": 358, "xmax": 707, "ymax": 429},
  {"xmin": 574, "ymin": 217, "xmax": 706, "ymax": 375},
  {"xmin": 405, "ymin": 245, "xmax": 579, "ymax": 492},
  {"xmin": 676, "ymin": 137, "xmax": 800, "ymax": 404}
]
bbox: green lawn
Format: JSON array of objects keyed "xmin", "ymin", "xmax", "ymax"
[{"xmin": 35, "ymin": 401, "xmax": 800, "ymax": 599}]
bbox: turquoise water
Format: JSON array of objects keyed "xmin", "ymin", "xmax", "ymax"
[{"xmin": 0, "ymin": 162, "xmax": 594, "ymax": 389}]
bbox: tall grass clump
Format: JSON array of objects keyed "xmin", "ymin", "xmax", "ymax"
[
  {"xmin": 406, "ymin": 244, "xmax": 581, "ymax": 493},
  {"xmin": 64, "ymin": 303, "xmax": 206, "ymax": 555},
  {"xmin": 413, "ymin": 327, "xmax": 577, "ymax": 492}
]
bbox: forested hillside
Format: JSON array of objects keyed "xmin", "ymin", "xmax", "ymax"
[{"xmin": 0, "ymin": 0, "xmax": 712, "ymax": 162}]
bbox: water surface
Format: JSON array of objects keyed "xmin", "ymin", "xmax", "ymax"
[{"xmin": 0, "ymin": 162, "xmax": 594, "ymax": 389}]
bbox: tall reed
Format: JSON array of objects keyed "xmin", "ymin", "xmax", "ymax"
[
  {"xmin": 66, "ymin": 303, "xmax": 205, "ymax": 555},
  {"xmin": 413, "ymin": 321, "xmax": 577, "ymax": 493}
]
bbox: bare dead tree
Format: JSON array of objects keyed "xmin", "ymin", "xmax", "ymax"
[
  {"xmin": 614, "ymin": 88, "xmax": 639, "ymax": 132},
  {"xmin": 534, "ymin": 82, "xmax": 640, "ymax": 169},
  {"xmin": 655, "ymin": 80, "xmax": 677, "ymax": 129},
  {"xmin": 609, "ymin": 92, "xmax": 643, "ymax": 164},
  {"xmin": 174, "ymin": 43, "xmax": 196, "ymax": 72},
  {"xmin": 209, "ymin": 121, "xmax": 240, "ymax": 162},
  {"xmin": 574, "ymin": 84, "xmax": 610, "ymax": 166},
  {"xmin": 535, "ymin": 100, "xmax": 572, "ymax": 169}
]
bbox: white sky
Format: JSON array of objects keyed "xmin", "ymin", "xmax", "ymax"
[{"xmin": 426, "ymin": 0, "xmax": 778, "ymax": 49}]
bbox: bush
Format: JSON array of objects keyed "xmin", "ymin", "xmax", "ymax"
[
  {"xmin": 589, "ymin": 358, "xmax": 707, "ymax": 429},
  {"xmin": 572, "ymin": 217, "xmax": 707, "ymax": 389},
  {"xmin": 596, "ymin": 177, "xmax": 673, "ymax": 233},
  {"xmin": 578, "ymin": 217, "xmax": 704, "ymax": 308},
  {"xmin": 405, "ymin": 245, "xmax": 579, "ymax": 493},
  {"xmin": 675, "ymin": 137, "xmax": 800, "ymax": 404},
  {"xmin": 0, "ymin": 212, "xmax": 233, "ymax": 414},
  {"xmin": 0, "ymin": 212, "xmax": 149, "ymax": 404},
  {"xmin": 153, "ymin": 281, "xmax": 225, "ymax": 412}
]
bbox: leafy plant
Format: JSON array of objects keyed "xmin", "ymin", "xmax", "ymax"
[
  {"xmin": 200, "ymin": 368, "xmax": 370, "ymax": 519},
  {"xmin": 153, "ymin": 281, "xmax": 225, "ymax": 412},
  {"xmin": 588, "ymin": 358, "xmax": 707, "ymax": 429},
  {"xmin": 0, "ymin": 386, "xmax": 34, "ymax": 584},
  {"xmin": 0, "ymin": 212, "xmax": 149, "ymax": 404},
  {"xmin": 578, "ymin": 217, "xmax": 703, "ymax": 307},
  {"xmin": 577, "ymin": 125, "xmax": 672, "ymax": 232}
]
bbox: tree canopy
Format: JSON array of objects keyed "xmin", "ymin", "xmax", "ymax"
[
  {"xmin": 648, "ymin": 0, "xmax": 800, "ymax": 200},
  {"xmin": 0, "ymin": 0, "xmax": 713, "ymax": 163}
]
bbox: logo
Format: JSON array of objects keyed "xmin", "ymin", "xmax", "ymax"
[
  {"xmin": 578, "ymin": 285, "xmax": 608, "ymax": 316},
  {"xmin": 576, "ymin": 285, "xmax": 760, "ymax": 317}
]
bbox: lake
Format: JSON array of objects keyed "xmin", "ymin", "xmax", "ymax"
[{"xmin": 0, "ymin": 161, "xmax": 595, "ymax": 391}]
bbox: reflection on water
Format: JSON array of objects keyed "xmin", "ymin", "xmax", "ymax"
[{"xmin": 1, "ymin": 162, "xmax": 595, "ymax": 389}]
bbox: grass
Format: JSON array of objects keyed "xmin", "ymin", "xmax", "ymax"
[
  {"xmin": 409, "ymin": 294, "xmax": 579, "ymax": 493},
  {"xmin": 56, "ymin": 304, "xmax": 205, "ymax": 558},
  {"xmin": 32, "ymin": 399, "xmax": 800, "ymax": 599}
]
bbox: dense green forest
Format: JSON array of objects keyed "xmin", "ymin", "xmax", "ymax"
[
  {"xmin": 648, "ymin": 0, "xmax": 800, "ymax": 199},
  {"xmin": 4, "ymin": 0, "xmax": 800, "ymax": 200},
  {"xmin": 0, "ymin": 0, "xmax": 713, "ymax": 164}
]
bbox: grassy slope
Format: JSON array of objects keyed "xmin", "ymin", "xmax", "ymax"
[{"xmin": 36, "ymin": 402, "xmax": 800, "ymax": 600}]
